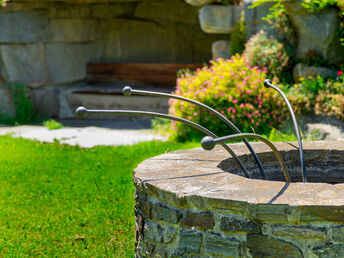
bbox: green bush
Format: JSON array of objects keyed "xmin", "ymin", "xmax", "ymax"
[
  {"xmin": 43, "ymin": 119, "xmax": 64, "ymax": 130},
  {"xmin": 244, "ymin": 30, "xmax": 290, "ymax": 79},
  {"xmin": 168, "ymin": 55, "xmax": 287, "ymax": 141},
  {"xmin": 0, "ymin": 83, "xmax": 40, "ymax": 125}
]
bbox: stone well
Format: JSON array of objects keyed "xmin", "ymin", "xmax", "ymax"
[{"xmin": 134, "ymin": 141, "xmax": 344, "ymax": 257}]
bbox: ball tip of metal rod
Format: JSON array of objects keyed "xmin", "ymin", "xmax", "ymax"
[
  {"xmin": 264, "ymin": 79, "xmax": 272, "ymax": 88},
  {"xmin": 122, "ymin": 86, "xmax": 132, "ymax": 96},
  {"xmin": 75, "ymin": 106, "xmax": 88, "ymax": 118},
  {"xmin": 201, "ymin": 136, "xmax": 216, "ymax": 151}
]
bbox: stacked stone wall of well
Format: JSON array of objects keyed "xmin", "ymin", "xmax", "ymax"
[
  {"xmin": 0, "ymin": 0, "xmax": 224, "ymax": 118},
  {"xmin": 135, "ymin": 189, "xmax": 344, "ymax": 257},
  {"xmin": 133, "ymin": 142, "xmax": 344, "ymax": 257}
]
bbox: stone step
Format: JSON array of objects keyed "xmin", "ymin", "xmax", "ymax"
[{"xmin": 59, "ymin": 84, "xmax": 171, "ymax": 119}]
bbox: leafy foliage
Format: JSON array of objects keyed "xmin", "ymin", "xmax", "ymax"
[
  {"xmin": 0, "ymin": 83, "xmax": 40, "ymax": 125},
  {"xmin": 43, "ymin": 119, "xmax": 64, "ymax": 130},
  {"xmin": 169, "ymin": 55, "xmax": 287, "ymax": 141},
  {"xmin": 244, "ymin": 30, "xmax": 290, "ymax": 79}
]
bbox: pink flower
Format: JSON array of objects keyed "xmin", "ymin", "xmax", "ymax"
[
  {"xmin": 247, "ymin": 114, "xmax": 252, "ymax": 118},
  {"xmin": 240, "ymin": 103, "xmax": 245, "ymax": 108},
  {"xmin": 231, "ymin": 114, "xmax": 235, "ymax": 118},
  {"xmin": 232, "ymin": 99, "xmax": 238, "ymax": 104},
  {"xmin": 338, "ymin": 71, "xmax": 343, "ymax": 76},
  {"xmin": 251, "ymin": 119, "xmax": 254, "ymax": 123},
  {"xmin": 193, "ymin": 112, "xmax": 197, "ymax": 116}
]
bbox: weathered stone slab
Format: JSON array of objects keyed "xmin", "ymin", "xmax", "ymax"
[
  {"xmin": 220, "ymin": 216, "xmax": 260, "ymax": 233},
  {"xmin": 50, "ymin": 19, "xmax": 99, "ymax": 42},
  {"xmin": 48, "ymin": 4, "xmax": 91, "ymax": 18},
  {"xmin": 180, "ymin": 211, "xmax": 214, "ymax": 229},
  {"xmin": 178, "ymin": 230, "xmax": 202, "ymax": 253},
  {"xmin": 91, "ymin": 3, "xmax": 135, "ymax": 19},
  {"xmin": 144, "ymin": 220, "xmax": 177, "ymax": 244},
  {"xmin": 0, "ymin": 87, "xmax": 15, "ymax": 117},
  {"xmin": 199, "ymin": 5, "xmax": 241, "ymax": 34},
  {"xmin": 313, "ymin": 244, "xmax": 344, "ymax": 257},
  {"xmin": 185, "ymin": 0, "xmax": 220, "ymax": 6},
  {"xmin": 135, "ymin": 1, "xmax": 198, "ymax": 24},
  {"xmin": 0, "ymin": 11, "xmax": 50, "ymax": 43},
  {"xmin": 293, "ymin": 63, "xmax": 337, "ymax": 82},
  {"xmin": 244, "ymin": 0, "xmax": 274, "ymax": 38},
  {"xmin": 101, "ymin": 18, "xmax": 216, "ymax": 63},
  {"xmin": 45, "ymin": 43, "xmax": 94, "ymax": 85},
  {"xmin": 271, "ymin": 224, "xmax": 326, "ymax": 239},
  {"xmin": 285, "ymin": 4, "xmax": 344, "ymax": 63},
  {"xmin": 151, "ymin": 203, "xmax": 181, "ymax": 224},
  {"xmin": 212, "ymin": 40, "xmax": 231, "ymax": 59},
  {"xmin": 0, "ymin": 44, "xmax": 50, "ymax": 87},
  {"xmin": 332, "ymin": 226, "xmax": 344, "ymax": 242},
  {"xmin": 246, "ymin": 234, "xmax": 302, "ymax": 257},
  {"xmin": 204, "ymin": 232, "xmax": 240, "ymax": 257},
  {"xmin": 30, "ymin": 88, "xmax": 60, "ymax": 118}
]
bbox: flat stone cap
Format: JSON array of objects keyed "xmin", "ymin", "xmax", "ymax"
[{"xmin": 134, "ymin": 141, "xmax": 344, "ymax": 206}]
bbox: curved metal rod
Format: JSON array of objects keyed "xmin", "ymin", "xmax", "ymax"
[
  {"xmin": 75, "ymin": 107, "xmax": 250, "ymax": 178},
  {"xmin": 122, "ymin": 86, "xmax": 266, "ymax": 179},
  {"xmin": 264, "ymin": 79, "xmax": 306, "ymax": 182},
  {"xmin": 201, "ymin": 133, "xmax": 291, "ymax": 183}
]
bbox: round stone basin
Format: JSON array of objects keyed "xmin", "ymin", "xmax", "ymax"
[{"xmin": 133, "ymin": 141, "xmax": 344, "ymax": 257}]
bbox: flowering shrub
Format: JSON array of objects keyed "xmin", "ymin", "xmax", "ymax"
[
  {"xmin": 168, "ymin": 55, "xmax": 288, "ymax": 140},
  {"xmin": 244, "ymin": 30, "xmax": 290, "ymax": 79}
]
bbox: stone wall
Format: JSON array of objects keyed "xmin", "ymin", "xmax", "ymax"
[
  {"xmin": 194, "ymin": 0, "xmax": 344, "ymax": 80},
  {"xmin": 0, "ymin": 0, "xmax": 223, "ymax": 118},
  {"xmin": 134, "ymin": 141, "xmax": 344, "ymax": 257}
]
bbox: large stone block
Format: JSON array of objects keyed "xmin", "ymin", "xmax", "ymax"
[
  {"xmin": 293, "ymin": 63, "xmax": 337, "ymax": 82},
  {"xmin": 144, "ymin": 220, "xmax": 177, "ymax": 244},
  {"xmin": 313, "ymin": 244, "xmax": 344, "ymax": 257},
  {"xmin": 0, "ymin": 11, "xmax": 50, "ymax": 43},
  {"xmin": 51, "ymin": 19, "xmax": 99, "ymax": 42},
  {"xmin": 0, "ymin": 87, "xmax": 15, "ymax": 117},
  {"xmin": 45, "ymin": 43, "xmax": 95, "ymax": 85},
  {"xmin": 91, "ymin": 3, "xmax": 136, "ymax": 19},
  {"xmin": 0, "ymin": 44, "xmax": 50, "ymax": 87},
  {"xmin": 30, "ymin": 88, "xmax": 59, "ymax": 118},
  {"xmin": 245, "ymin": 234, "xmax": 303, "ymax": 257},
  {"xmin": 185, "ymin": 0, "xmax": 221, "ymax": 6},
  {"xmin": 178, "ymin": 230, "xmax": 202, "ymax": 254},
  {"xmin": 285, "ymin": 4, "xmax": 344, "ymax": 63},
  {"xmin": 135, "ymin": 1, "xmax": 198, "ymax": 25},
  {"xmin": 100, "ymin": 18, "xmax": 216, "ymax": 63},
  {"xmin": 220, "ymin": 215, "xmax": 261, "ymax": 233},
  {"xmin": 332, "ymin": 226, "xmax": 344, "ymax": 242},
  {"xmin": 212, "ymin": 40, "xmax": 231, "ymax": 60},
  {"xmin": 199, "ymin": 5, "xmax": 241, "ymax": 34},
  {"xmin": 48, "ymin": 4, "xmax": 92, "ymax": 18},
  {"xmin": 180, "ymin": 211, "xmax": 214, "ymax": 229},
  {"xmin": 204, "ymin": 232, "xmax": 240, "ymax": 257},
  {"xmin": 244, "ymin": 0, "xmax": 274, "ymax": 38},
  {"xmin": 151, "ymin": 203, "xmax": 181, "ymax": 224}
]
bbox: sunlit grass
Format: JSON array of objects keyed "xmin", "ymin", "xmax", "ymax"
[{"xmin": 0, "ymin": 136, "xmax": 198, "ymax": 256}]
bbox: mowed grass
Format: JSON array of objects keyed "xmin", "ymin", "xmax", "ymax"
[{"xmin": 0, "ymin": 136, "xmax": 199, "ymax": 257}]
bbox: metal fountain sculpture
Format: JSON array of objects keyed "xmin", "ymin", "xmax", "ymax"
[{"xmin": 76, "ymin": 79, "xmax": 307, "ymax": 183}]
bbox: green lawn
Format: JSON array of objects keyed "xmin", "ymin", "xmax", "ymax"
[{"xmin": 0, "ymin": 136, "xmax": 198, "ymax": 257}]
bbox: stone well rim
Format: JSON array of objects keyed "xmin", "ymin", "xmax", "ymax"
[{"xmin": 134, "ymin": 141, "xmax": 344, "ymax": 207}]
